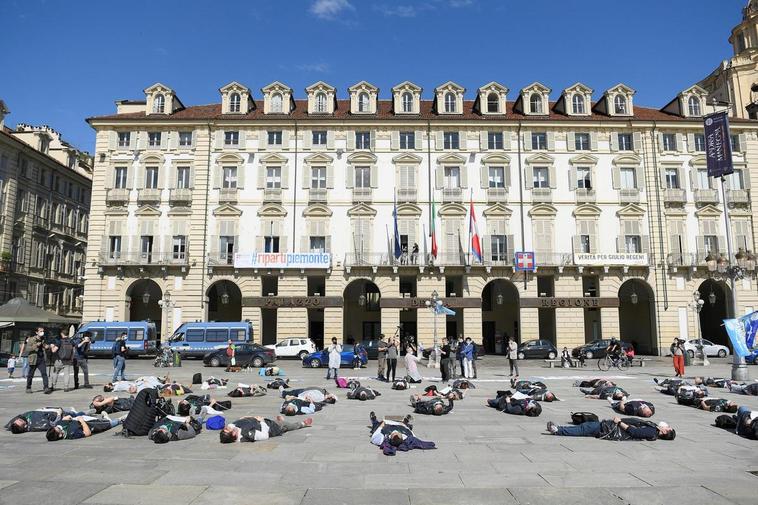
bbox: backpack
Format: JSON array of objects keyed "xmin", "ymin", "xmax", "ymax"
[
  {"xmin": 58, "ymin": 339, "xmax": 74, "ymax": 362},
  {"xmin": 226, "ymin": 347, "xmax": 234, "ymax": 357},
  {"xmin": 122, "ymin": 388, "xmax": 161, "ymax": 436},
  {"xmin": 192, "ymin": 373, "xmax": 202, "ymax": 385},
  {"xmin": 715, "ymin": 414, "xmax": 737, "ymax": 430},
  {"xmin": 335, "ymin": 377, "xmax": 349, "ymax": 388},
  {"xmin": 571, "ymin": 412, "xmax": 599, "ymax": 425}
]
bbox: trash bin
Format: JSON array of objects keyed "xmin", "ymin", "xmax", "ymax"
[
  {"xmin": 683, "ymin": 350, "xmax": 692, "ymax": 367},
  {"xmin": 172, "ymin": 350, "xmax": 182, "ymax": 367}
]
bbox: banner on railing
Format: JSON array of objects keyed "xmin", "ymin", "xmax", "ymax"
[
  {"xmin": 234, "ymin": 252, "xmax": 331, "ymax": 269},
  {"xmin": 573, "ymin": 253, "xmax": 648, "ymax": 266}
]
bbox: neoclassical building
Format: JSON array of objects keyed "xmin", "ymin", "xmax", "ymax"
[{"xmin": 83, "ymin": 7, "xmax": 758, "ymax": 355}]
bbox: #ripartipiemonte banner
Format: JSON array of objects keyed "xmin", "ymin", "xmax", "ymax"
[
  {"xmin": 703, "ymin": 111, "xmax": 734, "ymax": 178},
  {"xmin": 723, "ymin": 310, "xmax": 758, "ymax": 358}
]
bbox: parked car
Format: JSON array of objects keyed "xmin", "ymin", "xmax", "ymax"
[
  {"xmin": 684, "ymin": 339, "xmax": 729, "ymax": 358},
  {"xmin": 360, "ymin": 339, "xmax": 382, "ymax": 359},
  {"xmin": 571, "ymin": 339, "xmax": 631, "ymax": 360},
  {"xmin": 166, "ymin": 321, "xmax": 254, "ymax": 358},
  {"xmin": 301, "ymin": 344, "xmax": 368, "ymax": 368},
  {"xmin": 517, "ymin": 339, "xmax": 557, "ymax": 360},
  {"xmin": 76, "ymin": 321, "xmax": 159, "ymax": 357},
  {"xmin": 265, "ymin": 338, "xmax": 317, "ymax": 360},
  {"xmin": 203, "ymin": 343, "xmax": 275, "ymax": 368}
]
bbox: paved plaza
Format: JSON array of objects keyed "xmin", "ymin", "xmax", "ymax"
[{"xmin": 0, "ymin": 356, "xmax": 757, "ymax": 505}]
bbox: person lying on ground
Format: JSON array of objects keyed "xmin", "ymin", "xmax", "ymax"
[
  {"xmin": 486, "ymin": 391, "xmax": 542, "ymax": 416},
  {"xmin": 177, "ymin": 394, "xmax": 232, "ymax": 416},
  {"xmin": 546, "ymin": 416, "xmax": 675, "ymax": 441},
  {"xmin": 46, "ymin": 414, "xmax": 122, "ymax": 441},
  {"xmin": 582, "ymin": 384, "xmax": 628, "ymax": 400},
  {"xmin": 654, "ymin": 379, "xmax": 704, "ymax": 396},
  {"xmin": 266, "ymin": 377, "xmax": 289, "ymax": 389},
  {"xmin": 260, "ymin": 366, "xmax": 282, "ymax": 376},
  {"xmin": 200, "ymin": 377, "xmax": 228, "ymax": 390},
  {"xmin": 281, "ymin": 398, "xmax": 322, "ymax": 415},
  {"xmin": 368, "ymin": 411, "xmax": 435, "ymax": 456},
  {"xmin": 103, "ymin": 375, "xmax": 167, "ymax": 393},
  {"xmin": 409, "ymin": 395, "xmax": 454, "ymax": 415},
  {"xmin": 148, "ymin": 414, "xmax": 205, "ymax": 444},
  {"xmin": 693, "ymin": 398, "xmax": 739, "ymax": 412},
  {"xmin": 714, "ymin": 407, "xmax": 758, "ymax": 439},
  {"xmin": 693, "ymin": 377, "xmax": 729, "ymax": 387},
  {"xmin": 674, "ymin": 385, "xmax": 710, "ymax": 406},
  {"xmin": 5, "ymin": 408, "xmax": 86, "ymax": 434},
  {"xmin": 511, "ymin": 379, "xmax": 547, "ymax": 390},
  {"xmin": 609, "ymin": 398, "xmax": 655, "ymax": 417},
  {"xmin": 451, "ymin": 378, "xmax": 476, "ymax": 389},
  {"xmin": 347, "ymin": 386, "xmax": 381, "ymax": 401},
  {"xmin": 220, "ymin": 415, "xmax": 313, "ymax": 443},
  {"xmin": 727, "ymin": 382, "xmax": 758, "ymax": 395},
  {"xmin": 90, "ymin": 395, "xmax": 134, "ymax": 414},
  {"xmin": 573, "ymin": 378, "xmax": 615, "ymax": 388},
  {"xmin": 158, "ymin": 382, "xmax": 192, "ymax": 396},
  {"xmin": 391, "ymin": 378, "xmax": 409, "ymax": 390},
  {"xmin": 228, "ymin": 384, "xmax": 268, "ymax": 398},
  {"xmin": 516, "ymin": 386, "xmax": 559, "ymax": 402},
  {"xmin": 422, "ymin": 385, "xmax": 465, "ymax": 400},
  {"xmin": 279, "ymin": 386, "xmax": 337, "ymax": 404}
]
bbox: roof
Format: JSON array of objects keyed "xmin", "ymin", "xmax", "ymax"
[
  {"xmin": 87, "ymin": 99, "xmax": 757, "ymax": 124},
  {"xmin": 0, "ymin": 297, "xmax": 80, "ymax": 324},
  {"xmin": 0, "ymin": 126, "xmax": 94, "ymax": 179}
]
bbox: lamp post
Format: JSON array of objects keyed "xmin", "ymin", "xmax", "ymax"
[
  {"xmin": 689, "ymin": 290, "xmax": 707, "ymax": 366},
  {"xmin": 157, "ymin": 292, "xmax": 173, "ymax": 344},
  {"xmin": 424, "ymin": 290, "xmax": 442, "ymax": 368}
]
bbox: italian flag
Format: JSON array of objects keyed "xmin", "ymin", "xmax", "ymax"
[{"xmin": 430, "ymin": 196, "xmax": 438, "ymax": 259}]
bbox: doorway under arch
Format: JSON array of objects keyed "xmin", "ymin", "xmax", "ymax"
[
  {"xmin": 697, "ymin": 279, "xmax": 732, "ymax": 347},
  {"xmin": 207, "ymin": 280, "xmax": 242, "ymax": 322},
  {"xmin": 127, "ymin": 279, "xmax": 162, "ymax": 337},
  {"xmin": 343, "ymin": 279, "xmax": 381, "ymax": 342},
  {"xmin": 618, "ymin": 279, "xmax": 657, "ymax": 355},
  {"xmin": 481, "ymin": 279, "xmax": 520, "ymax": 354}
]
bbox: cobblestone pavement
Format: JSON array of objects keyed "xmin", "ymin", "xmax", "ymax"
[{"xmin": 0, "ymin": 355, "xmax": 756, "ymax": 505}]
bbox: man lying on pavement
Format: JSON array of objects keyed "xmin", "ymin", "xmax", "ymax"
[
  {"xmin": 513, "ymin": 384, "xmax": 560, "ymax": 402},
  {"xmin": 177, "ymin": 394, "xmax": 232, "ymax": 416},
  {"xmin": 266, "ymin": 378, "xmax": 289, "ymax": 389},
  {"xmin": 511, "ymin": 379, "xmax": 547, "ymax": 390},
  {"xmin": 46, "ymin": 414, "xmax": 122, "ymax": 441},
  {"xmin": 573, "ymin": 378, "xmax": 615, "ymax": 388},
  {"xmin": 451, "ymin": 379, "xmax": 476, "ymax": 389},
  {"xmin": 608, "ymin": 398, "xmax": 655, "ymax": 417},
  {"xmin": 409, "ymin": 395, "xmax": 454, "ymax": 415},
  {"xmin": 368, "ymin": 411, "xmax": 435, "ymax": 456},
  {"xmin": 486, "ymin": 390, "xmax": 542, "ymax": 416},
  {"xmin": 727, "ymin": 382, "xmax": 758, "ymax": 395},
  {"xmin": 148, "ymin": 415, "xmax": 203, "ymax": 444},
  {"xmin": 90, "ymin": 395, "xmax": 134, "ymax": 414},
  {"xmin": 281, "ymin": 397, "xmax": 323, "ymax": 415},
  {"xmin": 690, "ymin": 397, "xmax": 739, "ymax": 412},
  {"xmin": 582, "ymin": 384, "xmax": 628, "ymax": 400},
  {"xmin": 546, "ymin": 416, "xmax": 675, "ymax": 441},
  {"xmin": 347, "ymin": 385, "xmax": 381, "ymax": 401},
  {"xmin": 228, "ymin": 384, "xmax": 268, "ymax": 397},
  {"xmin": 103, "ymin": 375, "xmax": 167, "ymax": 393},
  {"xmin": 421, "ymin": 385, "xmax": 465, "ymax": 400},
  {"xmin": 220, "ymin": 415, "xmax": 312, "ymax": 443},
  {"xmin": 5, "ymin": 407, "xmax": 88, "ymax": 434},
  {"xmin": 279, "ymin": 386, "xmax": 337, "ymax": 404}
]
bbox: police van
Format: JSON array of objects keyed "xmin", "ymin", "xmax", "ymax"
[
  {"xmin": 165, "ymin": 321, "xmax": 254, "ymax": 358},
  {"xmin": 75, "ymin": 321, "xmax": 159, "ymax": 357}
]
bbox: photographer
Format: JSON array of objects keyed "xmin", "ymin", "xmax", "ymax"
[
  {"xmin": 72, "ymin": 331, "xmax": 92, "ymax": 389},
  {"xmin": 20, "ymin": 327, "xmax": 52, "ymax": 394}
]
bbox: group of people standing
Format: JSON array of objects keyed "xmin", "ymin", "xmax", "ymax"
[
  {"xmin": 439, "ymin": 335, "xmax": 477, "ymax": 381},
  {"xmin": 17, "ymin": 326, "xmax": 92, "ymax": 394}
]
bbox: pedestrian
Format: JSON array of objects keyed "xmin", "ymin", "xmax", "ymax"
[
  {"xmin": 462, "ymin": 337, "xmax": 474, "ymax": 378},
  {"xmin": 376, "ymin": 334, "xmax": 388, "ymax": 381},
  {"xmin": 21, "ymin": 352, "xmax": 29, "ymax": 378},
  {"xmin": 456, "ymin": 334, "xmax": 465, "ymax": 379},
  {"xmin": 440, "ymin": 337, "xmax": 452, "ymax": 382},
  {"xmin": 471, "ymin": 339, "xmax": 478, "ymax": 379},
  {"xmin": 225, "ymin": 339, "xmax": 236, "ymax": 371},
  {"xmin": 411, "ymin": 243, "xmax": 419, "ymax": 264},
  {"xmin": 507, "ymin": 336, "xmax": 519, "ymax": 377},
  {"xmin": 111, "ymin": 332, "xmax": 127, "ymax": 382},
  {"xmin": 386, "ymin": 337, "xmax": 398, "ymax": 382},
  {"xmin": 326, "ymin": 337, "xmax": 342, "ymax": 380},
  {"xmin": 449, "ymin": 336, "xmax": 459, "ymax": 378},
  {"xmin": 21, "ymin": 327, "xmax": 52, "ymax": 394},
  {"xmin": 72, "ymin": 331, "xmax": 92, "ymax": 389},
  {"xmin": 51, "ymin": 328, "xmax": 75, "ymax": 392},
  {"xmin": 670, "ymin": 338, "xmax": 686, "ymax": 378},
  {"xmin": 7, "ymin": 354, "xmax": 16, "ymax": 378}
]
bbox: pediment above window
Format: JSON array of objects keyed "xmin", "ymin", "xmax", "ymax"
[
  {"xmin": 573, "ymin": 203, "xmax": 602, "ymax": 218},
  {"xmin": 216, "ymin": 152, "xmax": 245, "ymax": 165},
  {"xmin": 482, "ymin": 203, "xmax": 512, "ymax": 218},
  {"xmin": 694, "ymin": 204, "xmax": 722, "ymax": 218},
  {"xmin": 689, "ymin": 154, "xmax": 708, "ymax": 167},
  {"xmin": 392, "ymin": 81, "xmax": 422, "ymax": 114},
  {"xmin": 438, "ymin": 202, "xmax": 467, "ymax": 217},
  {"xmin": 257, "ymin": 202, "xmax": 288, "ymax": 218},
  {"xmin": 568, "ymin": 154, "xmax": 598, "ymax": 165},
  {"xmin": 437, "ymin": 153, "xmax": 467, "ymax": 164},
  {"xmin": 396, "ymin": 203, "xmax": 422, "ymax": 217},
  {"xmin": 219, "ymin": 81, "xmax": 253, "ymax": 114},
  {"xmin": 558, "ymin": 82, "xmax": 593, "ymax": 116},
  {"xmin": 302, "ymin": 203, "xmax": 333, "ymax": 218},
  {"xmin": 105, "ymin": 207, "xmax": 129, "ymax": 217},
  {"xmin": 528, "ymin": 203, "xmax": 557, "ymax": 218},
  {"xmin": 259, "ymin": 153, "xmax": 289, "ymax": 165},
  {"xmin": 481, "ymin": 153, "xmax": 511, "ymax": 165},
  {"xmin": 519, "ymin": 82, "xmax": 551, "ymax": 116},
  {"xmin": 349, "ymin": 81, "xmax": 379, "ymax": 114},
  {"xmin": 477, "ymin": 81, "xmax": 508, "ymax": 115},
  {"xmin": 139, "ymin": 152, "xmax": 165, "ymax": 164},
  {"xmin": 213, "ymin": 204, "xmax": 243, "ymax": 217},
  {"xmin": 612, "ymin": 154, "xmax": 641, "ymax": 166},
  {"xmin": 347, "ymin": 152, "xmax": 377, "ymax": 164},
  {"xmin": 144, "ymin": 82, "xmax": 183, "ymax": 115},
  {"xmin": 435, "ymin": 81, "xmax": 465, "ymax": 115},
  {"xmin": 525, "ymin": 153, "xmax": 555, "ymax": 165},
  {"xmin": 598, "ymin": 83, "xmax": 636, "ymax": 117},
  {"xmin": 261, "ymin": 81, "xmax": 293, "ymax": 115},
  {"xmin": 134, "ymin": 205, "xmax": 162, "ymax": 217},
  {"xmin": 304, "ymin": 153, "xmax": 334, "ymax": 165},
  {"xmin": 347, "ymin": 202, "xmax": 377, "ymax": 217},
  {"xmin": 306, "ymin": 81, "xmax": 336, "ymax": 115},
  {"xmin": 616, "ymin": 203, "xmax": 646, "ymax": 218},
  {"xmin": 392, "ymin": 153, "xmax": 423, "ymax": 165}
]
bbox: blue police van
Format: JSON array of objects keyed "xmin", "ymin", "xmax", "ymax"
[
  {"xmin": 75, "ymin": 321, "xmax": 159, "ymax": 357},
  {"xmin": 165, "ymin": 321, "xmax": 254, "ymax": 358}
]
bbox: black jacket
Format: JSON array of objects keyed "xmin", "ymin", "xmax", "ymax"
[{"xmin": 412, "ymin": 398, "xmax": 453, "ymax": 415}]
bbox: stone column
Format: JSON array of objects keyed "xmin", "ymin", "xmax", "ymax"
[
  {"xmin": 324, "ymin": 307, "xmax": 343, "ymax": 342},
  {"xmin": 519, "ymin": 307, "xmax": 539, "ymax": 342},
  {"xmin": 381, "ymin": 307, "xmax": 400, "ymax": 339},
  {"xmin": 463, "ymin": 306, "xmax": 483, "ymax": 344},
  {"xmin": 241, "ymin": 306, "xmax": 262, "ymax": 344},
  {"xmin": 601, "ymin": 306, "xmax": 620, "ymax": 340}
]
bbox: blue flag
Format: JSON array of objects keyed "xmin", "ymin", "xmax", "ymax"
[
  {"xmin": 434, "ymin": 304, "xmax": 456, "ymax": 316},
  {"xmin": 723, "ymin": 314, "xmax": 756, "ymax": 358},
  {"xmin": 393, "ymin": 196, "xmax": 401, "ymax": 259}
]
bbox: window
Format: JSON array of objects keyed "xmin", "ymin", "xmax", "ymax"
[
  {"xmin": 355, "ymin": 131, "xmax": 371, "ymax": 150},
  {"xmin": 443, "ymin": 166, "xmax": 460, "ymax": 189},
  {"xmin": 222, "ymin": 166, "xmax": 237, "ymax": 189},
  {"xmin": 531, "ymin": 132, "xmax": 547, "ymax": 150},
  {"xmin": 153, "ymin": 94, "xmax": 165, "ymax": 113},
  {"xmin": 186, "ymin": 329, "xmax": 205, "ymax": 342},
  {"xmin": 443, "ymin": 131, "xmax": 459, "ymax": 150},
  {"xmin": 268, "ymin": 130, "xmax": 283, "ymax": 145},
  {"xmin": 619, "ymin": 167, "xmax": 636, "ymax": 189},
  {"xmin": 148, "ymin": 132, "xmax": 161, "ymax": 147},
  {"xmin": 264, "ymin": 236, "xmax": 280, "ymax": 253},
  {"xmin": 144, "ymin": 166, "xmax": 159, "ymax": 189},
  {"xmin": 576, "ymin": 167, "xmax": 591, "ymax": 189},
  {"xmin": 731, "ymin": 135, "xmax": 741, "ymax": 152},
  {"xmin": 219, "ymin": 236, "xmax": 235, "ymax": 263},
  {"xmin": 488, "ymin": 131, "xmax": 504, "ymax": 150},
  {"xmin": 311, "ymin": 166, "xmax": 326, "ymax": 189},
  {"xmin": 355, "ymin": 166, "xmax": 371, "ymax": 188},
  {"xmin": 358, "ymin": 92, "xmax": 370, "ymax": 112},
  {"xmin": 665, "ymin": 168, "xmax": 680, "ymax": 189},
  {"xmin": 108, "ymin": 236, "xmax": 121, "ymax": 258},
  {"xmin": 315, "ymin": 92, "xmax": 327, "ymax": 113},
  {"xmin": 224, "ymin": 131, "xmax": 239, "ymax": 146},
  {"xmin": 688, "ymin": 96, "xmax": 701, "ymax": 117},
  {"xmin": 266, "ymin": 166, "xmax": 282, "ymax": 188},
  {"xmin": 176, "ymin": 167, "xmax": 190, "ymax": 188},
  {"xmin": 229, "ymin": 93, "xmax": 241, "ymax": 113},
  {"xmin": 399, "ymin": 131, "xmax": 415, "ymax": 149},
  {"xmin": 614, "ymin": 95, "xmax": 627, "ymax": 114},
  {"xmin": 310, "ymin": 236, "xmax": 326, "ymax": 252},
  {"xmin": 704, "ymin": 235, "xmax": 719, "ymax": 254},
  {"xmin": 114, "ymin": 167, "xmax": 128, "ymax": 189},
  {"xmin": 487, "ymin": 93, "xmax": 499, "ymax": 113},
  {"xmin": 697, "ymin": 169, "xmax": 710, "ymax": 189},
  {"xmin": 575, "ymin": 132, "xmax": 590, "ymax": 150},
  {"xmin": 730, "ymin": 168, "xmax": 745, "ymax": 190},
  {"xmin": 662, "ymin": 133, "xmax": 677, "ymax": 151},
  {"xmin": 572, "ymin": 94, "xmax": 586, "ymax": 114},
  {"xmin": 271, "ymin": 93, "xmax": 283, "ymax": 113},
  {"xmin": 529, "ymin": 93, "xmax": 543, "ymax": 114},
  {"xmin": 444, "ymin": 92, "xmax": 456, "ymax": 113},
  {"xmin": 206, "ymin": 329, "xmax": 228, "ymax": 342},
  {"xmin": 172, "ymin": 236, "xmax": 186, "ymax": 260},
  {"xmin": 579, "ymin": 235, "xmax": 591, "ymax": 253},
  {"xmin": 179, "ymin": 131, "xmax": 193, "ymax": 147},
  {"xmin": 491, "ymin": 235, "xmax": 507, "ymax": 261},
  {"xmin": 312, "ymin": 130, "xmax": 327, "ymax": 146},
  {"xmin": 140, "ymin": 235, "xmax": 153, "ymax": 261},
  {"xmin": 478, "ymin": 165, "xmax": 503, "ymax": 190},
  {"xmin": 618, "ymin": 133, "xmax": 633, "ymax": 151},
  {"xmin": 625, "ymin": 235, "xmax": 641, "ymax": 253},
  {"xmin": 694, "ymin": 134, "xmax": 706, "ymax": 152},
  {"xmin": 402, "ymin": 92, "xmax": 413, "ymax": 112},
  {"xmin": 117, "ymin": 132, "xmax": 131, "ymax": 148},
  {"xmin": 533, "ymin": 167, "xmax": 549, "ymax": 188}
]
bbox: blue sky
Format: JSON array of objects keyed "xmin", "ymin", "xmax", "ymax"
[{"xmin": 0, "ymin": 0, "xmax": 745, "ymax": 153}]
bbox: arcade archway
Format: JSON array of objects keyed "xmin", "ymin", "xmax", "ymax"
[
  {"xmin": 698, "ymin": 279, "xmax": 732, "ymax": 347},
  {"xmin": 618, "ymin": 279, "xmax": 657, "ymax": 355},
  {"xmin": 207, "ymin": 280, "xmax": 242, "ymax": 322},
  {"xmin": 126, "ymin": 279, "xmax": 162, "ymax": 336},
  {"xmin": 482, "ymin": 279, "xmax": 520, "ymax": 354},
  {"xmin": 343, "ymin": 279, "xmax": 381, "ymax": 342}
]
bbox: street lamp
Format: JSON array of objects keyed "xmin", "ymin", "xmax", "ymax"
[
  {"xmin": 496, "ymin": 293, "xmax": 504, "ymax": 305},
  {"xmin": 142, "ymin": 292, "xmax": 151, "ymax": 305},
  {"xmin": 424, "ymin": 290, "xmax": 442, "ymax": 368},
  {"xmin": 358, "ymin": 294, "xmax": 366, "ymax": 307},
  {"xmin": 690, "ymin": 290, "xmax": 707, "ymax": 366},
  {"xmin": 708, "ymin": 290, "xmax": 716, "ymax": 306},
  {"xmin": 630, "ymin": 284, "xmax": 639, "ymax": 305}
]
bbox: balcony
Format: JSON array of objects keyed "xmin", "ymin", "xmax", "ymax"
[
  {"xmin": 219, "ymin": 188, "xmax": 238, "ymax": 204},
  {"xmin": 663, "ymin": 188, "xmax": 686, "ymax": 204},
  {"xmin": 98, "ymin": 251, "xmax": 189, "ymax": 267},
  {"xmin": 169, "ymin": 188, "xmax": 193, "ymax": 205},
  {"xmin": 619, "ymin": 189, "xmax": 640, "ymax": 204},
  {"xmin": 33, "ymin": 215, "xmax": 49, "ymax": 228},
  {"xmin": 532, "ymin": 188, "xmax": 552, "ymax": 203},
  {"xmin": 667, "ymin": 253, "xmax": 697, "ymax": 268},
  {"xmin": 442, "ymin": 188, "xmax": 462, "ymax": 203},
  {"xmin": 534, "ymin": 252, "xmax": 573, "ymax": 267},
  {"xmin": 397, "ymin": 188, "xmax": 417, "ymax": 203},
  {"xmin": 575, "ymin": 188, "xmax": 596, "ymax": 204},
  {"xmin": 486, "ymin": 187, "xmax": 507, "ymax": 204},
  {"xmin": 263, "ymin": 187, "xmax": 282, "ymax": 202},
  {"xmin": 137, "ymin": 188, "xmax": 161, "ymax": 204},
  {"xmin": 105, "ymin": 188, "xmax": 129, "ymax": 205},
  {"xmin": 309, "ymin": 188, "xmax": 328, "ymax": 203},
  {"xmin": 208, "ymin": 251, "xmax": 235, "ymax": 266},
  {"xmin": 434, "ymin": 252, "xmax": 465, "ymax": 266},
  {"xmin": 352, "ymin": 187, "xmax": 373, "ymax": 203},
  {"xmin": 727, "ymin": 189, "xmax": 750, "ymax": 206},
  {"xmin": 694, "ymin": 189, "xmax": 719, "ymax": 205},
  {"xmin": 344, "ymin": 252, "xmax": 390, "ymax": 267}
]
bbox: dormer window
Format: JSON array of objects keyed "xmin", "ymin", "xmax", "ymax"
[
  {"xmin": 614, "ymin": 95, "xmax": 627, "ymax": 115},
  {"xmin": 688, "ymin": 96, "xmax": 702, "ymax": 117},
  {"xmin": 572, "ymin": 94, "xmax": 585, "ymax": 114},
  {"xmin": 487, "ymin": 93, "xmax": 499, "ymax": 113},
  {"xmin": 530, "ymin": 93, "xmax": 543, "ymax": 114},
  {"xmin": 229, "ymin": 93, "xmax": 241, "ymax": 113},
  {"xmin": 402, "ymin": 93, "xmax": 413, "ymax": 112},
  {"xmin": 153, "ymin": 94, "xmax": 165, "ymax": 113},
  {"xmin": 444, "ymin": 92, "xmax": 456, "ymax": 113},
  {"xmin": 358, "ymin": 93, "xmax": 370, "ymax": 112},
  {"xmin": 271, "ymin": 94, "xmax": 283, "ymax": 113},
  {"xmin": 315, "ymin": 93, "xmax": 327, "ymax": 113}
]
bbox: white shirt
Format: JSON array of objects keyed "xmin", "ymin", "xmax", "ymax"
[
  {"xmin": 297, "ymin": 389, "xmax": 326, "ymax": 403},
  {"xmin": 370, "ymin": 419, "xmax": 407, "ymax": 446}
]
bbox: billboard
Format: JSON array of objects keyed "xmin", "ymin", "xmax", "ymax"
[{"xmin": 234, "ymin": 252, "xmax": 331, "ymax": 269}]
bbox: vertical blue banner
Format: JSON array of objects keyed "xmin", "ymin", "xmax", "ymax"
[{"xmin": 704, "ymin": 111, "xmax": 734, "ymax": 177}]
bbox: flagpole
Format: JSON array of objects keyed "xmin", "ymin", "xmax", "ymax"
[
  {"xmin": 385, "ymin": 224, "xmax": 391, "ymax": 265},
  {"xmin": 467, "ymin": 189, "xmax": 473, "ymax": 267}
]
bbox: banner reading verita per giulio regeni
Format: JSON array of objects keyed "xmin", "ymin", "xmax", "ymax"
[{"xmin": 704, "ymin": 111, "xmax": 734, "ymax": 177}]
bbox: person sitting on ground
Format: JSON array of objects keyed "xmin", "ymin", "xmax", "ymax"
[
  {"xmin": 573, "ymin": 378, "xmax": 614, "ymax": 388},
  {"xmin": 347, "ymin": 385, "xmax": 381, "ymax": 401},
  {"xmin": 368, "ymin": 411, "xmax": 435, "ymax": 456},
  {"xmin": 266, "ymin": 377, "xmax": 289, "ymax": 389},
  {"xmin": 280, "ymin": 386, "xmax": 337, "ymax": 404},
  {"xmin": 281, "ymin": 397, "xmax": 322, "ymax": 416},
  {"xmin": 486, "ymin": 391, "xmax": 542, "ymax": 416},
  {"xmin": 410, "ymin": 395, "xmax": 454, "ymax": 415},
  {"xmin": 546, "ymin": 416, "xmax": 675, "ymax": 441},
  {"xmin": 582, "ymin": 384, "xmax": 628, "ymax": 400},
  {"xmin": 609, "ymin": 398, "xmax": 655, "ymax": 417},
  {"xmin": 219, "ymin": 415, "xmax": 313, "ymax": 443},
  {"xmin": 727, "ymin": 382, "xmax": 758, "ymax": 395},
  {"xmin": 46, "ymin": 414, "xmax": 122, "ymax": 441},
  {"xmin": 422, "ymin": 385, "xmax": 465, "ymax": 400},
  {"xmin": 90, "ymin": 395, "xmax": 134, "ymax": 414},
  {"xmin": 451, "ymin": 378, "xmax": 476, "ymax": 390},
  {"xmin": 5, "ymin": 408, "xmax": 84, "ymax": 434},
  {"xmin": 228, "ymin": 384, "xmax": 268, "ymax": 398},
  {"xmin": 148, "ymin": 414, "xmax": 204, "ymax": 444},
  {"xmin": 391, "ymin": 378, "xmax": 409, "ymax": 390},
  {"xmin": 695, "ymin": 397, "xmax": 739, "ymax": 413},
  {"xmin": 177, "ymin": 395, "xmax": 232, "ymax": 416}
]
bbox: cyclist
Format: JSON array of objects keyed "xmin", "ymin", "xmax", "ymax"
[{"xmin": 606, "ymin": 338, "xmax": 623, "ymax": 365}]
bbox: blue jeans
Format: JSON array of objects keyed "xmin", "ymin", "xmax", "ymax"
[
  {"xmin": 736, "ymin": 406, "xmax": 753, "ymax": 436},
  {"xmin": 112, "ymin": 356, "xmax": 126, "ymax": 381},
  {"xmin": 557, "ymin": 421, "xmax": 602, "ymax": 437}
]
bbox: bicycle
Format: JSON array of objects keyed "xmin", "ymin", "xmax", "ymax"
[{"xmin": 597, "ymin": 354, "xmax": 630, "ymax": 371}]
